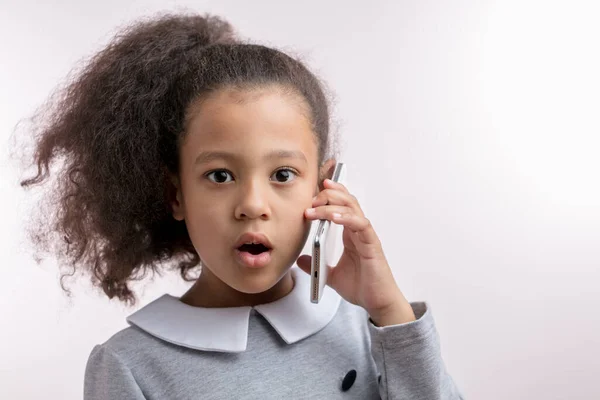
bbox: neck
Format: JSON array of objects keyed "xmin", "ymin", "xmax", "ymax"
[{"xmin": 179, "ymin": 268, "xmax": 295, "ymax": 308}]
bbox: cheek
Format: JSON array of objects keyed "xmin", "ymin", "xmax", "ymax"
[
  {"xmin": 183, "ymin": 201, "xmax": 227, "ymax": 249},
  {"xmin": 292, "ymin": 211, "xmax": 314, "ymax": 255},
  {"xmin": 283, "ymin": 199, "xmax": 313, "ymax": 238}
]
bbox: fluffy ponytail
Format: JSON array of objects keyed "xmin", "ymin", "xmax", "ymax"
[{"xmin": 12, "ymin": 12, "xmax": 336, "ymax": 305}]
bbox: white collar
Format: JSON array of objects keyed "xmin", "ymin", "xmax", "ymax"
[{"xmin": 126, "ymin": 267, "xmax": 342, "ymax": 353}]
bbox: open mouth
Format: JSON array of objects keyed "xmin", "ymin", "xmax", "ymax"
[{"xmin": 237, "ymin": 243, "xmax": 271, "ymax": 255}]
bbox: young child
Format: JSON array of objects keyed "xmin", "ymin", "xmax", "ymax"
[{"xmin": 17, "ymin": 12, "xmax": 463, "ymax": 400}]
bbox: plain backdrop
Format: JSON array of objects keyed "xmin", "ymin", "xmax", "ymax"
[{"xmin": 2, "ymin": 1, "xmax": 599, "ymax": 399}]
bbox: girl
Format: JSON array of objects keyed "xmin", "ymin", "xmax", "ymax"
[{"xmin": 16, "ymin": 12, "xmax": 463, "ymax": 400}]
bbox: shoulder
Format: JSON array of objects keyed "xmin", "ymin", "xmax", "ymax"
[
  {"xmin": 333, "ymin": 298, "xmax": 370, "ymax": 327},
  {"xmin": 322, "ymin": 298, "xmax": 371, "ymax": 342},
  {"xmin": 87, "ymin": 325, "xmax": 166, "ymax": 367}
]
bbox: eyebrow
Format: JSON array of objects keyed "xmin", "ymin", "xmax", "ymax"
[{"xmin": 194, "ymin": 149, "xmax": 308, "ymax": 166}]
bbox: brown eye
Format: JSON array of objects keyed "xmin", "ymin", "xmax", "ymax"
[
  {"xmin": 206, "ymin": 170, "xmax": 233, "ymax": 183},
  {"xmin": 271, "ymin": 168, "xmax": 297, "ymax": 183}
]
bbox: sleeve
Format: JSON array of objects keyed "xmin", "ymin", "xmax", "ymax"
[
  {"xmin": 368, "ymin": 302, "xmax": 465, "ymax": 400},
  {"xmin": 84, "ymin": 344, "xmax": 147, "ymax": 400}
]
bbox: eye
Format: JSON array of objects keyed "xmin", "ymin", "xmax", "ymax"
[
  {"xmin": 205, "ymin": 169, "xmax": 233, "ymax": 183},
  {"xmin": 204, "ymin": 167, "xmax": 299, "ymax": 184},
  {"xmin": 271, "ymin": 167, "xmax": 298, "ymax": 183}
]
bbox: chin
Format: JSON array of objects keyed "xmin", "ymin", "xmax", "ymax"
[{"xmin": 232, "ymin": 264, "xmax": 292, "ymax": 294}]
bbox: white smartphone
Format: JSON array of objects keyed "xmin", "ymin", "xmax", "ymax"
[{"xmin": 310, "ymin": 162, "xmax": 347, "ymax": 303}]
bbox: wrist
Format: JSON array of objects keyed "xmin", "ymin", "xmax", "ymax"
[{"xmin": 368, "ymin": 296, "xmax": 416, "ymax": 327}]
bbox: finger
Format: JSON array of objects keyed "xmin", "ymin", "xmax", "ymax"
[
  {"xmin": 323, "ymin": 178, "xmax": 350, "ymax": 194},
  {"xmin": 295, "ymin": 254, "xmax": 312, "ymax": 275},
  {"xmin": 313, "ymin": 188, "xmax": 363, "ymax": 217},
  {"xmin": 313, "ymin": 188, "xmax": 356, "ymax": 207},
  {"xmin": 332, "ymin": 213, "xmax": 381, "ymax": 249},
  {"xmin": 305, "ymin": 205, "xmax": 352, "ymax": 221},
  {"xmin": 304, "ymin": 206, "xmax": 380, "ymax": 247}
]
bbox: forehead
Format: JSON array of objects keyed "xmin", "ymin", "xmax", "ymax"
[{"xmin": 183, "ymin": 87, "xmax": 316, "ymax": 154}]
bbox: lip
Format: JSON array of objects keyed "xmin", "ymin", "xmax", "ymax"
[
  {"xmin": 235, "ymin": 248, "xmax": 272, "ymax": 268},
  {"xmin": 234, "ymin": 232, "xmax": 273, "ymax": 250}
]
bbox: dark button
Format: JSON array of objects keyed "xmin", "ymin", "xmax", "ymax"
[
  {"xmin": 378, "ymin": 374, "xmax": 382, "ymax": 384},
  {"xmin": 341, "ymin": 369, "xmax": 357, "ymax": 391}
]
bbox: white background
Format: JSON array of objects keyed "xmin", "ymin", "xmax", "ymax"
[{"xmin": 2, "ymin": 1, "xmax": 599, "ymax": 399}]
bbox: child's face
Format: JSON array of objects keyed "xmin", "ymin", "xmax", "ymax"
[{"xmin": 171, "ymin": 86, "xmax": 333, "ymax": 300}]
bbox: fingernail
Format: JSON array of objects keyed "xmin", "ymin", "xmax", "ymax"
[{"xmin": 306, "ymin": 208, "xmax": 315, "ymax": 214}]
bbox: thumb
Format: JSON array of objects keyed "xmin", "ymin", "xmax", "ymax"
[{"xmin": 295, "ymin": 254, "xmax": 312, "ymax": 276}]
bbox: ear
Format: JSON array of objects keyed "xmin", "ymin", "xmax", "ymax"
[
  {"xmin": 316, "ymin": 158, "xmax": 337, "ymax": 193},
  {"xmin": 169, "ymin": 173, "xmax": 185, "ymax": 221}
]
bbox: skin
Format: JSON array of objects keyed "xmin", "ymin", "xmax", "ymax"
[
  {"xmin": 171, "ymin": 86, "xmax": 335, "ymax": 308},
  {"xmin": 171, "ymin": 85, "xmax": 416, "ymax": 326}
]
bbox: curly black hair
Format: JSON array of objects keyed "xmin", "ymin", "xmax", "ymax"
[{"xmin": 10, "ymin": 11, "xmax": 340, "ymax": 306}]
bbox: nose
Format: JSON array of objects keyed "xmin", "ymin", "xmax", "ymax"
[{"xmin": 234, "ymin": 178, "xmax": 271, "ymax": 220}]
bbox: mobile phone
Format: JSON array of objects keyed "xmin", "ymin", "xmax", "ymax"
[{"xmin": 310, "ymin": 162, "xmax": 347, "ymax": 303}]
